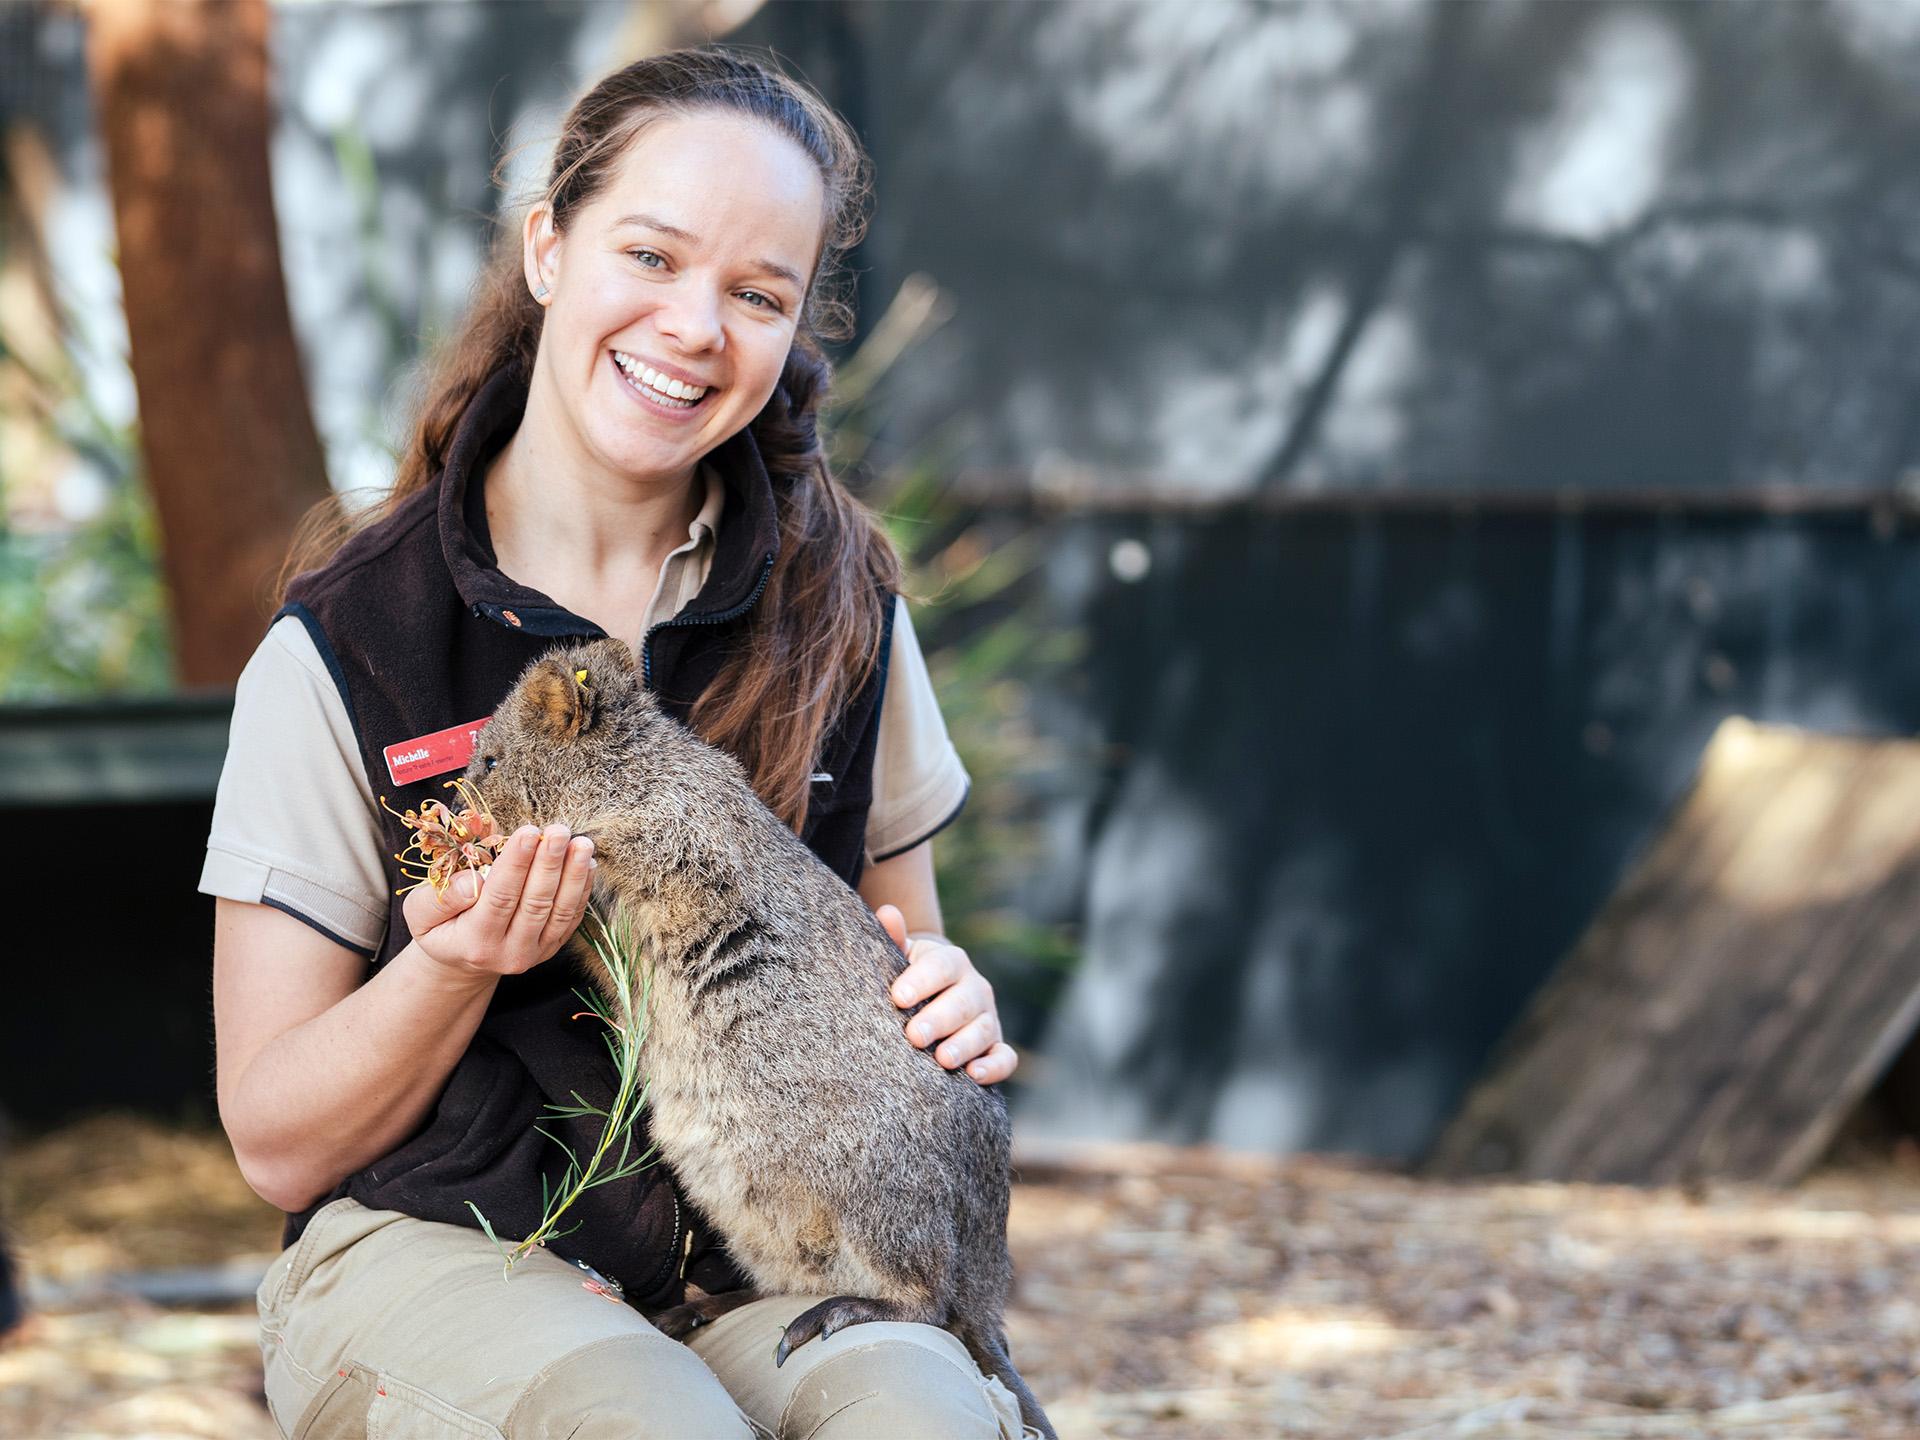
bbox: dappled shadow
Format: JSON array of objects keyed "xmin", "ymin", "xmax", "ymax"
[{"xmin": 744, "ymin": 0, "xmax": 1920, "ymax": 493}]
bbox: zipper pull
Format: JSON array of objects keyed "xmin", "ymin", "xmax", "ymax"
[
  {"xmin": 570, "ymin": 1257, "xmax": 625, "ymax": 1301},
  {"xmin": 676, "ymin": 1196, "xmax": 692, "ymax": 1281}
]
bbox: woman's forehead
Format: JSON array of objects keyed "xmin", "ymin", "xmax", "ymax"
[{"xmin": 588, "ymin": 112, "xmax": 825, "ymax": 272}]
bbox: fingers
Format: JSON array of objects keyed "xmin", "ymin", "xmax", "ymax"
[
  {"xmin": 904, "ymin": 973, "xmax": 995, "ymax": 1054},
  {"xmin": 966, "ymin": 1042, "xmax": 1019, "ymax": 1085},
  {"xmin": 476, "ymin": 824, "xmax": 542, "ymax": 934},
  {"xmin": 893, "ymin": 938, "xmax": 1014, "ymax": 1078},
  {"xmin": 502, "ymin": 823, "xmax": 574, "ymax": 959},
  {"xmin": 874, "ymin": 904, "xmax": 909, "ymax": 955},
  {"xmin": 539, "ymin": 835, "xmax": 596, "ymax": 954},
  {"xmin": 402, "ymin": 865, "xmax": 481, "ymax": 938},
  {"xmin": 932, "ymin": 1012, "xmax": 1002, "ymax": 1071},
  {"xmin": 407, "ymin": 822, "xmax": 593, "ymax": 977},
  {"xmin": 891, "ymin": 943, "xmax": 965, "ymax": 1010}
]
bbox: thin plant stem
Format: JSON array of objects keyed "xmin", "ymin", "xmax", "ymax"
[{"xmin": 468, "ymin": 900, "xmax": 656, "ymax": 1276}]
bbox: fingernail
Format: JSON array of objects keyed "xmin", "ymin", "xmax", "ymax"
[
  {"xmin": 938, "ymin": 1047, "xmax": 958, "ymax": 1066},
  {"xmin": 908, "ymin": 1022, "xmax": 929, "ymax": 1045},
  {"xmin": 454, "ymin": 872, "xmax": 479, "ymax": 900},
  {"xmin": 893, "ymin": 985, "xmax": 915, "ymax": 1006},
  {"xmin": 589, "ymin": 857, "xmax": 599, "ymax": 871}
]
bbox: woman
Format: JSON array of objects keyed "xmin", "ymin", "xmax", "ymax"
[{"xmin": 202, "ymin": 46, "xmax": 1032, "ymax": 1439}]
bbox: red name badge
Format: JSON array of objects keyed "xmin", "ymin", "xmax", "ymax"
[{"xmin": 383, "ymin": 716, "xmax": 493, "ymax": 788}]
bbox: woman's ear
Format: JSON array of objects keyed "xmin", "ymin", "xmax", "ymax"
[{"xmin": 523, "ymin": 201, "xmax": 559, "ymax": 304}]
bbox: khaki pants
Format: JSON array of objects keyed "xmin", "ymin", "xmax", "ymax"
[{"xmin": 257, "ymin": 1198, "xmax": 1033, "ymax": 1439}]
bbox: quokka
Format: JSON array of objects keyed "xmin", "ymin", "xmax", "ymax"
[{"xmin": 464, "ymin": 637, "xmax": 1055, "ymax": 1440}]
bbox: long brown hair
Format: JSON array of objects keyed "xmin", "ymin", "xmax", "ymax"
[{"xmin": 282, "ymin": 47, "xmax": 899, "ymax": 833}]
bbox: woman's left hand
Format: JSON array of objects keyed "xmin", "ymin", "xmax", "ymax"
[{"xmin": 875, "ymin": 905, "xmax": 1019, "ymax": 1084}]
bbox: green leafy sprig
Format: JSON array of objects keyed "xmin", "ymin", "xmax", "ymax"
[{"xmin": 467, "ymin": 901, "xmax": 656, "ymax": 1275}]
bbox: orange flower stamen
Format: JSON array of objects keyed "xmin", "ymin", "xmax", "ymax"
[{"xmin": 379, "ymin": 782, "xmax": 508, "ymax": 896}]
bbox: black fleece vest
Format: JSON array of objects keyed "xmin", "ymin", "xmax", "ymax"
[{"xmin": 275, "ymin": 366, "xmax": 893, "ymax": 1306}]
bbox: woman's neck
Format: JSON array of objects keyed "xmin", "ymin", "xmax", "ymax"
[{"xmin": 483, "ymin": 393, "xmax": 704, "ymax": 604}]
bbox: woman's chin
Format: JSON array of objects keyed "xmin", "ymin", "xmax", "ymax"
[{"xmin": 593, "ymin": 436, "xmax": 703, "ymax": 486}]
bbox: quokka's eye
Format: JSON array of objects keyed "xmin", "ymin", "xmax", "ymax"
[{"xmin": 484, "ymin": 755, "xmax": 500, "ymax": 773}]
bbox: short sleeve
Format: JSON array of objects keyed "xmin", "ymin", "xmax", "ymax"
[
  {"xmin": 197, "ymin": 615, "xmax": 390, "ymax": 956},
  {"xmin": 865, "ymin": 596, "xmax": 972, "ymax": 864}
]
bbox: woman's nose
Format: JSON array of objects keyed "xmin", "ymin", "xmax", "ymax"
[{"xmin": 654, "ymin": 288, "xmax": 726, "ymax": 353}]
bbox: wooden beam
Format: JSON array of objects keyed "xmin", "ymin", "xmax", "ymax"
[{"xmin": 1426, "ymin": 719, "xmax": 1920, "ymax": 1185}]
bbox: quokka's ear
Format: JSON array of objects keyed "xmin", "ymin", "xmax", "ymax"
[{"xmin": 526, "ymin": 656, "xmax": 596, "ymax": 741}]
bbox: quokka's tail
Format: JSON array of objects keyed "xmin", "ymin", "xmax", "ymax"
[{"xmin": 959, "ymin": 1323, "xmax": 1057, "ymax": 1440}]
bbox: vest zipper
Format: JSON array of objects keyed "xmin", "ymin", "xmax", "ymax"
[
  {"xmin": 641, "ymin": 550, "xmax": 776, "ymax": 690},
  {"xmin": 648, "ymin": 1191, "xmax": 683, "ymax": 1292}
]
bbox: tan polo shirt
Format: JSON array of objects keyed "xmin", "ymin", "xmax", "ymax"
[{"xmin": 197, "ymin": 461, "xmax": 970, "ymax": 956}]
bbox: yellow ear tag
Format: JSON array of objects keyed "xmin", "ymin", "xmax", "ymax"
[{"xmin": 575, "ymin": 668, "xmax": 590, "ymax": 687}]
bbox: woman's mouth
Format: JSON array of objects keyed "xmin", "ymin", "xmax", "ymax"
[{"xmin": 611, "ymin": 351, "xmax": 716, "ymax": 415}]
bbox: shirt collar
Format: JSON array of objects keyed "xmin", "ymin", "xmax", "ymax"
[
  {"xmin": 688, "ymin": 458, "xmax": 726, "ymax": 544},
  {"xmin": 437, "ymin": 366, "xmax": 779, "ymax": 636}
]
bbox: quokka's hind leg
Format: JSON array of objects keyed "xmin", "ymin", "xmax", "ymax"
[
  {"xmin": 647, "ymin": 1285, "xmax": 765, "ymax": 1341},
  {"xmin": 773, "ymin": 1295, "xmax": 941, "ymax": 1368}
]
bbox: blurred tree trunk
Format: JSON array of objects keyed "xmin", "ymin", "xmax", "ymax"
[{"xmin": 85, "ymin": 0, "xmax": 329, "ymax": 689}]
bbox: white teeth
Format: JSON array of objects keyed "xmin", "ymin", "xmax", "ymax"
[{"xmin": 613, "ymin": 352, "xmax": 709, "ymax": 407}]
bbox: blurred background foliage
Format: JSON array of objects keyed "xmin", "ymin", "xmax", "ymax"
[
  {"xmin": 0, "ymin": 145, "xmax": 169, "ymax": 699},
  {"xmin": 832, "ymin": 284, "xmax": 1087, "ymax": 1031}
]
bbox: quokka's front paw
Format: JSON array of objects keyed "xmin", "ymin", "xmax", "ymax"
[
  {"xmin": 648, "ymin": 1301, "xmax": 706, "ymax": 1341},
  {"xmin": 648, "ymin": 1286, "xmax": 765, "ymax": 1342}
]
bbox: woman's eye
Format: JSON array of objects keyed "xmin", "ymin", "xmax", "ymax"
[
  {"xmin": 739, "ymin": 290, "xmax": 779, "ymax": 311},
  {"xmin": 629, "ymin": 248, "xmax": 665, "ymax": 269}
]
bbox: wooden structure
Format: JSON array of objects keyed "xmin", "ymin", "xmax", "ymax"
[{"xmin": 1426, "ymin": 718, "xmax": 1920, "ymax": 1186}]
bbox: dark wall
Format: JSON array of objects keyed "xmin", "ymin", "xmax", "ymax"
[
  {"xmin": 2, "ymin": 801, "xmax": 218, "ymax": 1127},
  {"xmin": 1021, "ymin": 505, "xmax": 1920, "ymax": 1155}
]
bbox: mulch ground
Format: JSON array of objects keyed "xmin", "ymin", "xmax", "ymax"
[{"xmin": 7, "ymin": 1116, "xmax": 1920, "ymax": 1438}]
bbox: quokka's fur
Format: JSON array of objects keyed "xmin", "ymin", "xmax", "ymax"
[{"xmin": 465, "ymin": 637, "xmax": 1055, "ymax": 1439}]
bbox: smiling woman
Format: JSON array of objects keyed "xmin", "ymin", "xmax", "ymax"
[
  {"xmin": 511, "ymin": 111, "xmax": 823, "ymax": 484},
  {"xmin": 204, "ymin": 45, "xmax": 1034, "ymax": 1440}
]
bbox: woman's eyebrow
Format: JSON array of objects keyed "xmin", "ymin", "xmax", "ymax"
[{"xmin": 613, "ymin": 212, "xmax": 805, "ymax": 290}]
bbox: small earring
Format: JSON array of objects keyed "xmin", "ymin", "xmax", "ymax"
[{"xmin": 533, "ymin": 281, "xmax": 550, "ymax": 303}]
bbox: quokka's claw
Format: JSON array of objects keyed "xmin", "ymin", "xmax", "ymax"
[{"xmin": 775, "ymin": 1294, "xmax": 913, "ymax": 1369}]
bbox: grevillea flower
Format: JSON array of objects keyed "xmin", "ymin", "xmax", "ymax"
[{"xmin": 379, "ymin": 775, "xmax": 508, "ymax": 897}]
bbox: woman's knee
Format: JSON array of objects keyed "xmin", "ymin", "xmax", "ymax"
[
  {"xmin": 776, "ymin": 1329, "xmax": 1021, "ymax": 1440},
  {"xmin": 506, "ymin": 1333, "xmax": 761, "ymax": 1439}
]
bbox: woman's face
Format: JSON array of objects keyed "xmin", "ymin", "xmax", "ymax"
[{"xmin": 526, "ymin": 110, "xmax": 825, "ymax": 486}]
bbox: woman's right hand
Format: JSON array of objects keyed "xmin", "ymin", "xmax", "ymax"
[{"xmin": 403, "ymin": 822, "xmax": 597, "ymax": 980}]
